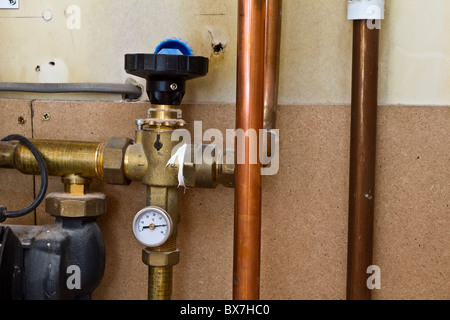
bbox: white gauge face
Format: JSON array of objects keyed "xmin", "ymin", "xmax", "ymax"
[{"xmin": 132, "ymin": 207, "xmax": 173, "ymax": 247}]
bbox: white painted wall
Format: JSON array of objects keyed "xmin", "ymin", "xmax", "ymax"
[{"xmin": 0, "ymin": 0, "xmax": 448, "ymax": 105}]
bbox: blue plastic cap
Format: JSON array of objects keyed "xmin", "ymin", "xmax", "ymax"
[{"xmin": 155, "ymin": 38, "xmax": 194, "ymax": 56}]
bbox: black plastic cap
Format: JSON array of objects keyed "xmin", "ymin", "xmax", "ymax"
[{"xmin": 125, "ymin": 53, "xmax": 209, "ymax": 105}]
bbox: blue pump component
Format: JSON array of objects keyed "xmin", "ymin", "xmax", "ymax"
[{"xmin": 155, "ymin": 38, "xmax": 194, "ymax": 56}]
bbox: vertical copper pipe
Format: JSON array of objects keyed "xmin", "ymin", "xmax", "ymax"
[
  {"xmin": 263, "ymin": 0, "xmax": 282, "ymax": 132},
  {"xmin": 233, "ymin": 0, "xmax": 266, "ymax": 300},
  {"xmin": 347, "ymin": 19, "xmax": 380, "ymax": 300}
]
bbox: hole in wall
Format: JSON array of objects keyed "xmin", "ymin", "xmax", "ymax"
[
  {"xmin": 206, "ymin": 28, "xmax": 228, "ymax": 59},
  {"xmin": 212, "ymin": 43, "xmax": 224, "ymax": 54},
  {"xmin": 49, "ymin": 61, "xmax": 55, "ymax": 66},
  {"xmin": 35, "ymin": 66, "xmax": 40, "ymax": 72}
]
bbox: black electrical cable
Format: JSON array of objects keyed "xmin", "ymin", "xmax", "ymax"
[{"xmin": 0, "ymin": 135, "xmax": 48, "ymax": 222}]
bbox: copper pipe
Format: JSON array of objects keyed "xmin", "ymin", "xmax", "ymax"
[
  {"xmin": 233, "ymin": 0, "xmax": 266, "ymax": 300},
  {"xmin": 347, "ymin": 19, "xmax": 380, "ymax": 300},
  {"xmin": 263, "ymin": 0, "xmax": 282, "ymax": 132}
]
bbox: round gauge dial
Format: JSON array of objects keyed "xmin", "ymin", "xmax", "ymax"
[{"xmin": 132, "ymin": 206, "xmax": 173, "ymax": 247}]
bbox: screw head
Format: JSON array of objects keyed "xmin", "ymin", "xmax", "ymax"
[
  {"xmin": 42, "ymin": 9, "xmax": 53, "ymax": 21},
  {"xmin": 42, "ymin": 112, "xmax": 51, "ymax": 121},
  {"xmin": 170, "ymin": 83, "xmax": 178, "ymax": 91}
]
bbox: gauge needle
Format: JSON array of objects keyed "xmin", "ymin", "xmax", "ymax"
[{"xmin": 143, "ymin": 224, "xmax": 167, "ymax": 229}]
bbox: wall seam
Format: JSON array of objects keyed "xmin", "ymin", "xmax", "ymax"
[{"xmin": 30, "ymin": 99, "xmax": 37, "ymax": 225}]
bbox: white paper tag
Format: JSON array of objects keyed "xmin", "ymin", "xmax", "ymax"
[
  {"xmin": 0, "ymin": 0, "xmax": 19, "ymax": 9},
  {"xmin": 166, "ymin": 143, "xmax": 188, "ymax": 189},
  {"xmin": 348, "ymin": 0, "xmax": 385, "ymax": 20}
]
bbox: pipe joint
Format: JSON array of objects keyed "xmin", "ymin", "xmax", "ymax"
[{"xmin": 142, "ymin": 249, "xmax": 180, "ymax": 267}]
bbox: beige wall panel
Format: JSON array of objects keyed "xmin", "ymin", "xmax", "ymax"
[
  {"xmin": 373, "ymin": 106, "xmax": 450, "ymax": 300},
  {"xmin": 259, "ymin": 105, "xmax": 351, "ymax": 300}
]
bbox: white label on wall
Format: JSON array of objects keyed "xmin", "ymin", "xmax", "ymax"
[{"xmin": 0, "ymin": 0, "xmax": 19, "ymax": 9}]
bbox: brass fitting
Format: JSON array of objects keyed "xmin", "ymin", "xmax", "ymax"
[
  {"xmin": 218, "ymin": 149, "xmax": 235, "ymax": 188},
  {"xmin": 136, "ymin": 105, "xmax": 186, "ymax": 129},
  {"xmin": 62, "ymin": 174, "xmax": 91, "ymax": 196},
  {"xmin": 183, "ymin": 145, "xmax": 235, "ymax": 188},
  {"xmin": 124, "ymin": 143, "xmax": 148, "ymax": 182},
  {"xmin": 0, "ymin": 138, "xmax": 133, "ymax": 185},
  {"xmin": 103, "ymin": 137, "xmax": 133, "ymax": 185},
  {"xmin": 140, "ymin": 130, "xmax": 180, "ymax": 187},
  {"xmin": 183, "ymin": 144, "xmax": 218, "ymax": 189},
  {"xmin": 143, "ymin": 233, "xmax": 178, "ymax": 300},
  {"xmin": 0, "ymin": 141, "xmax": 16, "ymax": 169},
  {"xmin": 0, "ymin": 139, "xmax": 106, "ymax": 179},
  {"xmin": 45, "ymin": 174, "xmax": 106, "ymax": 218},
  {"xmin": 142, "ymin": 249, "xmax": 180, "ymax": 267},
  {"xmin": 45, "ymin": 192, "xmax": 107, "ymax": 218}
]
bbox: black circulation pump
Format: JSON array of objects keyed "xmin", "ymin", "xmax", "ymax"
[{"xmin": 125, "ymin": 38, "xmax": 209, "ymax": 105}]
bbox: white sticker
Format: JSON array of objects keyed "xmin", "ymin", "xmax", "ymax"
[
  {"xmin": 348, "ymin": 0, "xmax": 385, "ymax": 20},
  {"xmin": 0, "ymin": 0, "xmax": 19, "ymax": 9}
]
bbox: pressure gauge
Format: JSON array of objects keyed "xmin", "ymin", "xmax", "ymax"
[{"xmin": 132, "ymin": 206, "xmax": 173, "ymax": 247}]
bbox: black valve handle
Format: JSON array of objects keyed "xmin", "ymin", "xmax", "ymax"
[{"xmin": 125, "ymin": 39, "xmax": 209, "ymax": 106}]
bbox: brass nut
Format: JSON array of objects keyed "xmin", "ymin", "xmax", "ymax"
[
  {"xmin": 62, "ymin": 175, "xmax": 91, "ymax": 196},
  {"xmin": 219, "ymin": 162, "xmax": 235, "ymax": 188},
  {"xmin": 45, "ymin": 192, "xmax": 107, "ymax": 218},
  {"xmin": 182, "ymin": 144, "xmax": 218, "ymax": 188},
  {"xmin": 142, "ymin": 249, "xmax": 180, "ymax": 267},
  {"xmin": 64, "ymin": 183, "xmax": 88, "ymax": 196},
  {"xmin": 219, "ymin": 149, "xmax": 235, "ymax": 188},
  {"xmin": 103, "ymin": 137, "xmax": 133, "ymax": 185}
]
